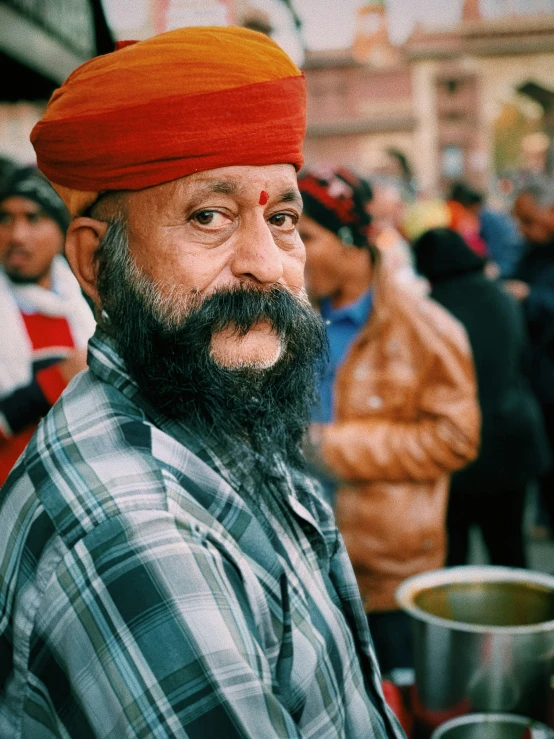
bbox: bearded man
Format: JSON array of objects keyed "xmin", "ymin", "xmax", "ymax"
[{"xmin": 0, "ymin": 27, "xmax": 404, "ymax": 739}]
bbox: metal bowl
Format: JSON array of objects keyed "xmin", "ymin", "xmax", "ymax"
[
  {"xmin": 430, "ymin": 713, "xmax": 554, "ymax": 739},
  {"xmin": 396, "ymin": 567, "xmax": 554, "ymax": 729},
  {"xmin": 397, "ymin": 566, "xmax": 554, "ymax": 633}
]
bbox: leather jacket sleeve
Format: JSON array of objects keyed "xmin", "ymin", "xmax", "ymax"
[{"xmin": 321, "ymin": 350, "xmax": 480, "ymax": 484}]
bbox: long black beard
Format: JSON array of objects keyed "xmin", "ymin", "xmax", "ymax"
[{"xmin": 96, "ymin": 224, "xmax": 327, "ymax": 467}]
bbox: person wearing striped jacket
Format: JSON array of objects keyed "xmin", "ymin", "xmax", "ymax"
[{"xmin": 0, "ymin": 167, "xmax": 95, "ymax": 485}]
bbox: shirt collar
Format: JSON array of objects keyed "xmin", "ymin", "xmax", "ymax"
[
  {"xmin": 320, "ymin": 289, "xmax": 373, "ymax": 328},
  {"xmin": 87, "ymin": 325, "xmax": 139, "ymax": 397}
]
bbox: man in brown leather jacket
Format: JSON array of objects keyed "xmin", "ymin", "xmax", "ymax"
[{"xmin": 298, "ymin": 168, "xmax": 480, "ymax": 674}]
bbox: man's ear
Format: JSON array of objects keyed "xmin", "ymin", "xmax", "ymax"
[{"xmin": 65, "ymin": 218, "xmax": 109, "ymax": 306}]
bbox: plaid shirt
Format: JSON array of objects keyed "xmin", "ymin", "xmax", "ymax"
[{"xmin": 0, "ymin": 328, "xmax": 404, "ymax": 738}]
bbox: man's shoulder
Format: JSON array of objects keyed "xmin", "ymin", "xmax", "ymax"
[
  {"xmin": 384, "ymin": 282, "xmax": 471, "ymax": 358},
  {"xmin": 2, "ymin": 365, "xmax": 256, "ymax": 560},
  {"xmin": 3, "ymin": 368, "xmax": 173, "ymax": 550}
]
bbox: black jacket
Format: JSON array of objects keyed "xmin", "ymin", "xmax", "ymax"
[
  {"xmin": 414, "ymin": 228, "xmax": 551, "ymax": 493},
  {"xmin": 514, "ymin": 240, "xmax": 554, "ymax": 405}
]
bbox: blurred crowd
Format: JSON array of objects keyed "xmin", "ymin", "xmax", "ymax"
[{"xmin": 2, "ymin": 151, "xmax": 554, "ymax": 679}]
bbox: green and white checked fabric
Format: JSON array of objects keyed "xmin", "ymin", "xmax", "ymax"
[{"xmin": 0, "ymin": 329, "xmax": 404, "ymax": 738}]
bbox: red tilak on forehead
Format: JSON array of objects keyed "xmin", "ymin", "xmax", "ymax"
[{"xmin": 259, "ymin": 190, "xmax": 269, "ymax": 206}]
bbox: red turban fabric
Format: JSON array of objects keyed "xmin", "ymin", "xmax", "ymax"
[{"xmin": 30, "ymin": 26, "xmax": 306, "ymax": 215}]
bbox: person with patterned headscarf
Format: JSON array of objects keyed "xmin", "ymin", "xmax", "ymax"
[
  {"xmin": 0, "ymin": 27, "xmax": 405, "ymax": 738},
  {"xmin": 298, "ymin": 167, "xmax": 480, "ymax": 675}
]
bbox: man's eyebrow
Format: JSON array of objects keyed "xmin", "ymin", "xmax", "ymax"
[
  {"xmin": 279, "ymin": 189, "xmax": 303, "ymax": 207},
  {"xmin": 205, "ymin": 181, "xmax": 237, "ymax": 195}
]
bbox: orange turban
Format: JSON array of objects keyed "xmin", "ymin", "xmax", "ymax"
[{"xmin": 30, "ymin": 26, "xmax": 306, "ymax": 216}]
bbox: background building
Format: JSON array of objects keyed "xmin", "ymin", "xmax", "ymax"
[
  {"xmin": 302, "ymin": 0, "xmax": 554, "ymax": 196},
  {"xmin": 2, "ymin": 0, "xmax": 554, "ymax": 198}
]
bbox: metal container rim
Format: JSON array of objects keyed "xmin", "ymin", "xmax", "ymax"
[
  {"xmin": 430, "ymin": 712, "xmax": 554, "ymax": 738},
  {"xmin": 396, "ymin": 565, "xmax": 554, "ymax": 634}
]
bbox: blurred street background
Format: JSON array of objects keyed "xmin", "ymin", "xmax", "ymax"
[
  {"xmin": 4, "ymin": 0, "xmax": 554, "ymax": 199},
  {"xmin": 470, "ymin": 487, "xmax": 554, "ymax": 571}
]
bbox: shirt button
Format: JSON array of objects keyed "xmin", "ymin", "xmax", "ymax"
[
  {"xmin": 367, "ymin": 395, "xmax": 383, "ymax": 409},
  {"xmin": 325, "ymin": 319, "xmax": 331, "ymax": 326}
]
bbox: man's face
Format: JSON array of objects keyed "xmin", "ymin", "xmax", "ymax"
[
  {"xmin": 0, "ymin": 196, "xmax": 63, "ymax": 287},
  {"xmin": 93, "ymin": 164, "xmax": 326, "ymax": 461},
  {"xmin": 513, "ymin": 193, "xmax": 554, "ymax": 246},
  {"xmin": 298, "ymin": 214, "xmax": 346, "ymax": 301},
  {"xmin": 120, "ymin": 163, "xmax": 305, "ymax": 370}
]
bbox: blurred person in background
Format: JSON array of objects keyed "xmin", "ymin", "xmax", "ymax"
[
  {"xmin": 401, "ymin": 195, "xmax": 450, "ymax": 244},
  {"xmin": 449, "ymin": 181, "xmax": 525, "ymax": 278},
  {"xmin": 367, "ymin": 180, "xmax": 428, "ymax": 295},
  {"xmin": 446, "ymin": 184, "xmax": 487, "ymax": 259},
  {"xmin": 298, "ymin": 167, "xmax": 480, "ymax": 674},
  {"xmin": 0, "ymin": 28, "xmax": 404, "ymax": 738},
  {"xmin": 414, "ymin": 227, "xmax": 550, "ymax": 567},
  {"xmin": 0, "ymin": 167, "xmax": 95, "ymax": 485},
  {"xmin": 508, "ymin": 182, "xmax": 554, "ymax": 537}
]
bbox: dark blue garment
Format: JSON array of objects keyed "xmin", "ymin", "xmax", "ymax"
[
  {"xmin": 514, "ymin": 240, "xmax": 554, "ymax": 404},
  {"xmin": 312, "ymin": 290, "xmax": 373, "ymax": 424},
  {"xmin": 479, "ymin": 207, "xmax": 525, "ymax": 278}
]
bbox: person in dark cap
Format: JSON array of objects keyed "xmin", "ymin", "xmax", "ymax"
[
  {"xmin": 0, "ymin": 166, "xmax": 95, "ymax": 484},
  {"xmin": 414, "ymin": 227, "xmax": 550, "ymax": 567},
  {"xmin": 298, "ymin": 167, "xmax": 480, "ymax": 674}
]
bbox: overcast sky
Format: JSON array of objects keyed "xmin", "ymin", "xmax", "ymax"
[
  {"xmin": 294, "ymin": 0, "xmax": 554, "ymax": 49},
  {"xmin": 104, "ymin": 0, "xmax": 554, "ymax": 55},
  {"xmin": 293, "ymin": 0, "xmax": 461, "ymax": 48}
]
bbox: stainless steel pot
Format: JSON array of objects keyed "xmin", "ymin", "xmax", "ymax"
[
  {"xmin": 430, "ymin": 713, "xmax": 554, "ymax": 739},
  {"xmin": 396, "ymin": 566, "xmax": 554, "ymax": 733}
]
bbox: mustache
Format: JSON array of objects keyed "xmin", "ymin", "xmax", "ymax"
[{"xmin": 159, "ymin": 284, "xmax": 312, "ymax": 344}]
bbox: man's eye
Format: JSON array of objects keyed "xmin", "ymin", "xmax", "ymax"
[
  {"xmin": 27, "ymin": 213, "xmax": 41, "ymax": 224},
  {"xmin": 0, "ymin": 213, "xmax": 11, "ymax": 226},
  {"xmin": 269, "ymin": 213, "xmax": 297, "ymax": 229},
  {"xmin": 191, "ymin": 210, "xmax": 229, "ymax": 227}
]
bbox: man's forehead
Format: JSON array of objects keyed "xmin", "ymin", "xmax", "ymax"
[
  {"xmin": 154, "ymin": 164, "xmax": 302, "ymax": 206},
  {"xmin": 120, "ymin": 164, "xmax": 303, "ymax": 225},
  {"xmin": 185, "ymin": 164, "xmax": 297, "ymax": 189}
]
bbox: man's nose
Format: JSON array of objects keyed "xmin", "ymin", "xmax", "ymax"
[
  {"xmin": 9, "ymin": 217, "xmax": 31, "ymax": 244},
  {"xmin": 230, "ymin": 215, "xmax": 284, "ymax": 285}
]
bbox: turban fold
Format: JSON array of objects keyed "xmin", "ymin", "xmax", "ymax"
[{"xmin": 31, "ymin": 26, "xmax": 306, "ymax": 215}]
